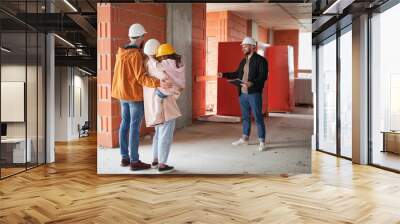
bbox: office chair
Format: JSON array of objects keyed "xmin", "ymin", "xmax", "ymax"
[{"xmin": 79, "ymin": 121, "xmax": 90, "ymax": 138}]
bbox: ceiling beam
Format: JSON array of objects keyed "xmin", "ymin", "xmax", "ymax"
[
  {"xmin": 66, "ymin": 13, "xmax": 97, "ymax": 46},
  {"xmin": 55, "ymin": 55, "xmax": 96, "ymax": 69}
]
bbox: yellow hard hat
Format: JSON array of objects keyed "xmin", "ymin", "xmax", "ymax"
[{"xmin": 156, "ymin": 43, "xmax": 176, "ymax": 58}]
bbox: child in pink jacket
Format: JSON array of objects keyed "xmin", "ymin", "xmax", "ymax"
[
  {"xmin": 152, "ymin": 56, "xmax": 185, "ymax": 120},
  {"xmin": 143, "ymin": 41, "xmax": 185, "ymax": 173},
  {"xmin": 143, "ymin": 44, "xmax": 182, "ymax": 128}
]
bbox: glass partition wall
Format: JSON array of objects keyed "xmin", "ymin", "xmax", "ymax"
[
  {"xmin": 316, "ymin": 0, "xmax": 400, "ymax": 172},
  {"xmin": 370, "ymin": 2, "xmax": 400, "ymax": 171},
  {"xmin": 316, "ymin": 26, "xmax": 352, "ymax": 159},
  {"xmin": 317, "ymin": 35, "xmax": 337, "ymax": 155},
  {"xmin": 0, "ymin": 1, "xmax": 46, "ymax": 179},
  {"xmin": 339, "ymin": 27, "xmax": 352, "ymax": 159}
]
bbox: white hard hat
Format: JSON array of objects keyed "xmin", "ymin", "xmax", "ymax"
[
  {"xmin": 241, "ymin": 37, "xmax": 257, "ymax": 46},
  {"xmin": 128, "ymin": 23, "xmax": 147, "ymax": 38},
  {"xmin": 144, "ymin": 39, "xmax": 160, "ymax": 56}
]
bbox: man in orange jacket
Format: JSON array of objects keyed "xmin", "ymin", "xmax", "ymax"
[{"xmin": 111, "ymin": 23, "xmax": 172, "ymax": 171}]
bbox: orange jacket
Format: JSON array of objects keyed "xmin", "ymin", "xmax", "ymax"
[{"xmin": 111, "ymin": 47, "xmax": 160, "ymax": 101}]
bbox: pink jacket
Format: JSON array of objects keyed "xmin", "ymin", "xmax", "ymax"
[
  {"xmin": 158, "ymin": 59, "xmax": 185, "ymax": 97},
  {"xmin": 143, "ymin": 57, "xmax": 184, "ymax": 127}
]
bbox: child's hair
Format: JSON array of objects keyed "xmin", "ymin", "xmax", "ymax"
[{"xmin": 162, "ymin": 53, "xmax": 182, "ymax": 68}]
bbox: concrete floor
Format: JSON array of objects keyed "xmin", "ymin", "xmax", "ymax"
[{"xmin": 98, "ymin": 107, "xmax": 313, "ymax": 175}]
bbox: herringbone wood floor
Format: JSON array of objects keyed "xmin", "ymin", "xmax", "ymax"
[{"xmin": 1, "ymin": 135, "xmax": 400, "ymax": 224}]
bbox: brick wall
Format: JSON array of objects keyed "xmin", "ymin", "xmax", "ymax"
[
  {"xmin": 273, "ymin": 29, "xmax": 299, "ymax": 77},
  {"xmin": 247, "ymin": 20, "xmax": 252, "ymax": 37},
  {"xmin": 205, "ymin": 11, "xmax": 248, "ymax": 113},
  {"xmin": 192, "ymin": 4, "xmax": 207, "ymax": 119},
  {"xmin": 227, "ymin": 11, "xmax": 247, "ymax": 41},
  {"xmin": 206, "ymin": 12, "xmax": 228, "ymax": 42},
  {"xmin": 258, "ymin": 25, "xmax": 268, "ymax": 43},
  {"xmin": 205, "ymin": 12, "xmax": 227, "ymax": 113},
  {"xmin": 97, "ymin": 3, "xmax": 166, "ymax": 148}
]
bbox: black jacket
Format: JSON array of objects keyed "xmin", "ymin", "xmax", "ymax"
[{"xmin": 222, "ymin": 53, "xmax": 268, "ymax": 96}]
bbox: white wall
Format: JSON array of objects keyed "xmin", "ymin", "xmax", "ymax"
[
  {"xmin": 72, "ymin": 72, "xmax": 89, "ymax": 138},
  {"xmin": 1, "ymin": 63, "xmax": 46, "ymax": 164},
  {"xmin": 1, "ymin": 65, "xmax": 41, "ymax": 137},
  {"xmin": 54, "ymin": 67, "xmax": 89, "ymax": 141},
  {"xmin": 55, "ymin": 66, "xmax": 68, "ymax": 141},
  {"xmin": 299, "ymin": 32, "xmax": 312, "ymax": 71}
]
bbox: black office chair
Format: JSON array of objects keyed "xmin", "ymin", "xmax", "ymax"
[{"xmin": 78, "ymin": 121, "xmax": 90, "ymax": 138}]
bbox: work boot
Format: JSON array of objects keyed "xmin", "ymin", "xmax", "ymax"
[
  {"xmin": 130, "ymin": 160, "xmax": 151, "ymax": 171},
  {"xmin": 121, "ymin": 157, "xmax": 130, "ymax": 167},
  {"xmin": 232, "ymin": 138, "xmax": 249, "ymax": 146}
]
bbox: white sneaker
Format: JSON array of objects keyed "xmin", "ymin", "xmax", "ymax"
[
  {"xmin": 258, "ymin": 142, "xmax": 266, "ymax": 151},
  {"xmin": 232, "ymin": 138, "xmax": 249, "ymax": 146}
]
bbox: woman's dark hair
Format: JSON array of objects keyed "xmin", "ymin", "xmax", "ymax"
[{"xmin": 162, "ymin": 53, "xmax": 182, "ymax": 68}]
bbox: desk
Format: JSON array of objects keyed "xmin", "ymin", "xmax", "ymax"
[
  {"xmin": 381, "ymin": 131, "xmax": 400, "ymax": 154},
  {"xmin": 1, "ymin": 138, "xmax": 31, "ymax": 163}
]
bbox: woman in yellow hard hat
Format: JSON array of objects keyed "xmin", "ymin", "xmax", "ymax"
[{"xmin": 145, "ymin": 43, "xmax": 185, "ymax": 173}]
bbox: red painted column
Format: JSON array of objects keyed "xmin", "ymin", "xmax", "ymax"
[{"xmin": 97, "ymin": 3, "xmax": 166, "ymax": 148}]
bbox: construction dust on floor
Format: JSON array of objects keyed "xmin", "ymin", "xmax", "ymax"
[{"xmin": 97, "ymin": 108, "xmax": 313, "ymax": 175}]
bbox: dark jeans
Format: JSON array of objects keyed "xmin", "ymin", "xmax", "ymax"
[{"xmin": 239, "ymin": 93, "xmax": 266, "ymax": 142}]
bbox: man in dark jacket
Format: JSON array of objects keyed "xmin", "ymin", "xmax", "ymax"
[{"xmin": 218, "ymin": 37, "xmax": 268, "ymax": 151}]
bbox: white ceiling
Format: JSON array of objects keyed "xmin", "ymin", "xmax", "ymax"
[{"xmin": 206, "ymin": 3, "xmax": 312, "ymax": 32}]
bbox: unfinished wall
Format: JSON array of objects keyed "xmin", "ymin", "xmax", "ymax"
[
  {"xmin": 97, "ymin": 3, "xmax": 167, "ymax": 148},
  {"xmin": 206, "ymin": 12, "xmax": 228, "ymax": 42},
  {"xmin": 167, "ymin": 3, "xmax": 193, "ymax": 128},
  {"xmin": 205, "ymin": 11, "xmax": 248, "ymax": 113},
  {"xmin": 273, "ymin": 29, "xmax": 299, "ymax": 77},
  {"xmin": 227, "ymin": 12, "xmax": 248, "ymax": 41},
  {"xmin": 192, "ymin": 4, "xmax": 207, "ymax": 119},
  {"xmin": 258, "ymin": 25, "xmax": 269, "ymax": 43}
]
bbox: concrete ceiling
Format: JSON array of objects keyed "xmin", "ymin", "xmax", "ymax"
[{"xmin": 206, "ymin": 3, "xmax": 312, "ymax": 32}]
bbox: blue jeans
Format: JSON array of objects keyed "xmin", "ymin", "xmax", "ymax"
[
  {"xmin": 119, "ymin": 100, "xmax": 144, "ymax": 162},
  {"xmin": 152, "ymin": 119, "xmax": 176, "ymax": 164},
  {"xmin": 239, "ymin": 93, "xmax": 266, "ymax": 142},
  {"xmin": 155, "ymin": 89, "xmax": 168, "ymax": 99}
]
